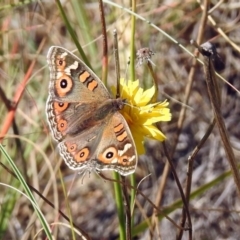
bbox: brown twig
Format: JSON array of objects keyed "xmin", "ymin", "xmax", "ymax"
[
  {"xmin": 0, "ymin": 41, "xmax": 30, "ymax": 183},
  {"xmin": 197, "ymin": 41, "xmax": 240, "ymax": 197},
  {"xmin": 0, "ymin": 85, "xmax": 15, "ymax": 110},
  {"xmin": 98, "ymin": 173, "xmax": 187, "ymax": 232},
  {"xmin": 145, "ymin": 54, "xmax": 192, "ymax": 238},
  {"xmin": 113, "ymin": 29, "xmax": 121, "ymax": 98},
  {"xmin": 185, "ymin": 117, "xmax": 216, "ymax": 197},
  {"xmin": 99, "ymin": 0, "xmax": 108, "ymax": 85},
  {"xmin": 0, "ymin": 41, "xmax": 45, "ymax": 141},
  {"xmin": 176, "ymin": 1, "xmax": 210, "ymax": 239},
  {"xmin": 162, "ymin": 141, "xmax": 192, "ymax": 240},
  {"xmin": 121, "ymin": 176, "xmax": 132, "ymax": 240},
  {"xmin": 147, "ymin": 60, "xmax": 158, "ymax": 103}
]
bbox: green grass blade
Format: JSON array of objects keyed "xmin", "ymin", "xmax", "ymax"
[
  {"xmin": 55, "ymin": 0, "xmax": 91, "ymax": 68},
  {"xmin": 113, "ymin": 172, "xmax": 126, "ymax": 240},
  {"xmin": 0, "ymin": 144, "xmax": 53, "ymax": 239},
  {"xmin": 70, "ymin": 0, "xmax": 97, "ymax": 57}
]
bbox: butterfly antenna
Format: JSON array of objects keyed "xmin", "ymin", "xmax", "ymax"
[{"xmin": 79, "ymin": 168, "xmax": 87, "ymax": 184}]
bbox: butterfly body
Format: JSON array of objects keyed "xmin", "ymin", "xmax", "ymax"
[{"xmin": 46, "ymin": 46, "xmax": 137, "ymax": 175}]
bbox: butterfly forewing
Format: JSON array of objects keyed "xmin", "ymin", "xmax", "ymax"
[{"xmin": 46, "ymin": 46, "xmax": 137, "ymax": 175}]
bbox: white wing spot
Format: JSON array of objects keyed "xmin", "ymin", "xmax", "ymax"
[
  {"xmin": 128, "ymin": 155, "xmax": 136, "ymax": 162},
  {"xmin": 64, "ymin": 61, "xmax": 79, "ymax": 75},
  {"xmin": 60, "ymin": 52, "xmax": 68, "ymax": 58},
  {"xmin": 118, "ymin": 143, "xmax": 132, "ymax": 156},
  {"xmin": 56, "ymin": 72, "xmax": 63, "ymax": 79},
  {"xmin": 111, "ymin": 158, "xmax": 118, "ymax": 164}
]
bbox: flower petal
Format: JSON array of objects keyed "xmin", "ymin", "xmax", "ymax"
[
  {"xmin": 133, "ymin": 87, "xmax": 144, "ymax": 104},
  {"xmin": 141, "ymin": 125, "xmax": 166, "ymax": 141},
  {"xmin": 132, "ymin": 130, "xmax": 145, "ymax": 154},
  {"xmin": 112, "ymin": 79, "xmax": 171, "ymax": 155},
  {"xmin": 138, "ymin": 85, "xmax": 155, "ymax": 105}
]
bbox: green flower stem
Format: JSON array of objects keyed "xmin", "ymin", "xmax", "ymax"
[{"xmin": 113, "ymin": 172, "xmax": 126, "ymax": 240}]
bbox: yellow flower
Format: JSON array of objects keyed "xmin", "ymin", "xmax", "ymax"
[{"xmin": 115, "ymin": 79, "xmax": 172, "ymax": 154}]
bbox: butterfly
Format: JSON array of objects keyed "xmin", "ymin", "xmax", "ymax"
[{"xmin": 46, "ymin": 46, "xmax": 137, "ymax": 176}]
